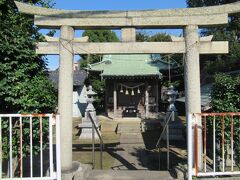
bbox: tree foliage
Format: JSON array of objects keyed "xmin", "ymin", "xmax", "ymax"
[
  {"xmin": 136, "ymin": 31, "xmax": 171, "ymax": 42},
  {"xmin": 209, "ymin": 74, "xmax": 240, "ymax": 166},
  {"xmin": 80, "ymin": 30, "xmax": 119, "ymax": 112},
  {"xmin": 0, "ymin": 0, "xmax": 56, "ymax": 113},
  {"xmin": 187, "ymin": 0, "xmax": 240, "ymax": 76},
  {"xmin": 0, "ymin": 0, "xmax": 56, "ymax": 172},
  {"xmin": 136, "ymin": 31, "xmax": 184, "ymax": 90},
  {"xmin": 211, "ymin": 74, "xmax": 240, "ymax": 112},
  {"xmin": 80, "ymin": 30, "xmax": 119, "ymax": 68},
  {"xmin": 187, "ymin": 0, "xmax": 238, "ymax": 7}
]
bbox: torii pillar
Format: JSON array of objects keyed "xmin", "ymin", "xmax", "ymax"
[
  {"xmin": 58, "ymin": 25, "xmax": 74, "ymax": 171},
  {"xmin": 184, "ymin": 25, "xmax": 202, "ymax": 169}
]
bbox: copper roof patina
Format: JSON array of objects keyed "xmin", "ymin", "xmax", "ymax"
[{"xmin": 89, "ymin": 54, "xmax": 173, "ymax": 78}]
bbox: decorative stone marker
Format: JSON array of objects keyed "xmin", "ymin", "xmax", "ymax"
[{"xmin": 79, "ymin": 86, "xmax": 100, "ymax": 139}]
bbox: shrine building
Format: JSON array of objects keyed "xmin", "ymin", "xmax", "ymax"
[{"xmin": 88, "ymin": 54, "xmax": 177, "ymax": 119}]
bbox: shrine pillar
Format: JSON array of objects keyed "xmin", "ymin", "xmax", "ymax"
[
  {"xmin": 145, "ymin": 83, "xmax": 149, "ymax": 118},
  {"xmin": 113, "ymin": 83, "xmax": 117, "ymax": 118},
  {"xmin": 59, "ymin": 25, "xmax": 74, "ymax": 171},
  {"xmin": 184, "ymin": 25, "xmax": 202, "ymax": 169}
]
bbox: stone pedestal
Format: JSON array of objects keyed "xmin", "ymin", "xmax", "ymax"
[
  {"xmin": 161, "ymin": 112, "xmax": 185, "ymax": 141},
  {"xmin": 79, "ymin": 111, "xmax": 100, "ymax": 140},
  {"xmin": 62, "ymin": 161, "xmax": 92, "ymax": 180}
]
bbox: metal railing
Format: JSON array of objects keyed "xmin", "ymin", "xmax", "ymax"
[
  {"xmin": 190, "ymin": 112, "xmax": 240, "ymax": 178},
  {"xmin": 88, "ymin": 112, "xmax": 104, "ymax": 169},
  {"xmin": 0, "ymin": 114, "xmax": 61, "ymax": 180},
  {"xmin": 156, "ymin": 111, "xmax": 174, "ymax": 170}
]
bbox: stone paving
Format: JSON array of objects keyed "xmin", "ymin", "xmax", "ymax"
[
  {"xmin": 87, "ymin": 170, "xmax": 174, "ymax": 180},
  {"xmin": 111, "ymin": 132, "xmax": 148, "ymax": 170},
  {"xmin": 86, "ymin": 121, "xmax": 175, "ymax": 179}
]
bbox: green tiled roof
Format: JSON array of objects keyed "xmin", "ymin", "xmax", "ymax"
[{"xmin": 89, "ymin": 54, "xmax": 171, "ymax": 77}]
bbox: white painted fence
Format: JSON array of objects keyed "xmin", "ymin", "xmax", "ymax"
[
  {"xmin": 188, "ymin": 113, "xmax": 240, "ymax": 179},
  {"xmin": 0, "ymin": 114, "xmax": 61, "ymax": 180}
]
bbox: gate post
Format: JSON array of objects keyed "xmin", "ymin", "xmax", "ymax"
[
  {"xmin": 59, "ymin": 25, "xmax": 74, "ymax": 171},
  {"xmin": 184, "ymin": 25, "xmax": 202, "ymax": 170}
]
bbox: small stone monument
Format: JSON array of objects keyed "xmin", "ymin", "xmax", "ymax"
[{"xmin": 79, "ymin": 85, "xmax": 100, "ymax": 139}]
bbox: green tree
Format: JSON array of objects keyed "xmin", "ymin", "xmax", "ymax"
[
  {"xmin": 209, "ymin": 74, "xmax": 240, "ymax": 166},
  {"xmin": 0, "ymin": 0, "xmax": 56, "ymax": 113},
  {"xmin": 0, "ymin": 0, "xmax": 56, "ymax": 175},
  {"xmin": 136, "ymin": 31, "xmax": 184, "ymax": 90},
  {"xmin": 80, "ymin": 30, "xmax": 119, "ymax": 112},
  {"xmin": 136, "ymin": 31, "xmax": 171, "ymax": 42},
  {"xmin": 187, "ymin": 0, "xmax": 240, "ymax": 76},
  {"xmin": 80, "ymin": 30, "xmax": 119, "ymax": 67}
]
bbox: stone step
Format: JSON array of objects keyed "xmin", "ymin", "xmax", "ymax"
[
  {"xmin": 120, "ymin": 138, "xmax": 144, "ymax": 144},
  {"xmin": 86, "ymin": 170, "xmax": 174, "ymax": 180},
  {"xmin": 117, "ymin": 123, "xmax": 141, "ymax": 133},
  {"xmin": 120, "ymin": 133, "xmax": 144, "ymax": 144}
]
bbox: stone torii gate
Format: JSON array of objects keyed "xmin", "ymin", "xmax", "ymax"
[{"xmin": 14, "ymin": 1, "xmax": 240, "ymax": 179}]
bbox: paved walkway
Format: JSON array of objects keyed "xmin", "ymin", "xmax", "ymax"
[
  {"xmin": 87, "ymin": 121, "xmax": 175, "ymax": 179},
  {"xmin": 111, "ymin": 132, "xmax": 148, "ymax": 170},
  {"xmin": 87, "ymin": 170, "xmax": 174, "ymax": 180},
  {"xmin": 109, "ymin": 121, "xmax": 145, "ymax": 170}
]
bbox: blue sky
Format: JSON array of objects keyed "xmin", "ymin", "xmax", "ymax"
[{"xmin": 44, "ymin": 0, "xmax": 187, "ymax": 70}]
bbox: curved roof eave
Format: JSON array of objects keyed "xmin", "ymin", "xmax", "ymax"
[{"xmin": 15, "ymin": 1, "xmax": 240, "ymax": 18}]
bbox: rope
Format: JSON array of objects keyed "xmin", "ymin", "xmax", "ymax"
[
  {"xmin": 118, "ymin": 83, "xmax": 145, "ymax": 89},
  {"xmin": 58, "ymin": 37, "xmax": 198, "ymax": 62}
]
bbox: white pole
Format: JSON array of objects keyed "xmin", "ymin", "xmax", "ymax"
[
  {"xmin": 9, "ymin": 117, "xmax": 13, "ymax": 178},
  {"xmin": 187, "ymin": 113, "xmax": 193, "ymax": 180},
  {"xmin": 40, "ymin": 116, "xmax": 43, "ymax": 177},
  {"xmin": 49, "ymin": 115, "xmax": 53, "ymax": 177},
  {"xmin": 30, "ymin": 116, "xmax": 33, "ymax": 178},
  {"xmin": 0, "ymin": 117, "xmax": 2, "ymax": 179},
  {"xmin": 56, "ymin": 115, "xmax": 61, "ymax": 180},
  {"xmin": 213, "ymin": 115, "xmax": 216, "ymax": 172}
]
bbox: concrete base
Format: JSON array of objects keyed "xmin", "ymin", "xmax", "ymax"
[
  {"xmin": 62, "ymin": 161, "xmax": 92, "ymax": 180},
  {"xmin": 79, "ymin": 128, "xmax": 100, "ymax": 140},
  {"xmin": 79, "ymin": 110, "xmax": 101, "ymax": 140},
  {"xmin": 160, "ymin": 113, "xmax": 185, "ymax": 141}
]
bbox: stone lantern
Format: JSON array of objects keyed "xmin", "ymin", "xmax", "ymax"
[
  {"xmin": 162, "ymin": 85, "xmax": 184, "ymax": 141},
  {"xmin": 166, "ymin": 85, "xmax": 178, "ymax": 113},
  {"xmin": 86, "ymin": 85, "xmax": 97, "ymax": 112},
  {"xmin": 79, "ymin": 85, "xmax": 100, "ymax": 139}
]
